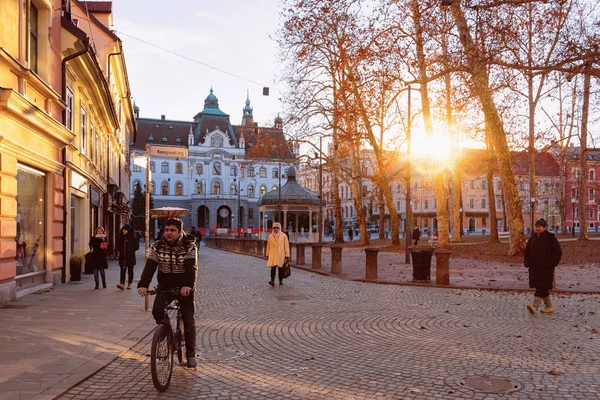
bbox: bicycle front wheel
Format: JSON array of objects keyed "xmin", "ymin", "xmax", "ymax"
[
  {"xmin": 176, "ymin": 317, "xmax": 185, "ymax": 366},
  {"xmin": 151, "ymin": 324, "xmax": 173, "ymax": 392}
]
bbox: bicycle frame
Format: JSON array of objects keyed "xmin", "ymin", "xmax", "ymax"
[{"xmin": 149, "ymin": 288, "xmax": 185, "ymax": 364}]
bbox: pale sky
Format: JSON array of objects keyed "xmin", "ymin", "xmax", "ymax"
[{"xmin": 111, "ymin": 0, "xmax": 284, "ymax": 126}]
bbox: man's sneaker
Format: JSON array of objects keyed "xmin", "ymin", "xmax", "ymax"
[{"xmin": 186, "ymin": 357, "xmax": 197, "ymax": 368}]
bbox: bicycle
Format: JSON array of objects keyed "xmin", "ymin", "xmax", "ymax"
[{"xmin": 147, "ymin": 287, "xmax": 187, "ymax": 392}]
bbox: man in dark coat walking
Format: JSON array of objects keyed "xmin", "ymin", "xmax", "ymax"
[
  {"xmin": 524, "ymin": 219, "xmax": 562, "ymax": 315},
  {"xmin": 116, "ymin": 224, "xmax": 139, "ymax": 290},
  {"xmin": 412, "ymin": 226, "xmax": 421, "ymax": 245}
]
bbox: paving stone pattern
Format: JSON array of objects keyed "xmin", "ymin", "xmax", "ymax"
[{"xmin": 59, "ymin": 247, "xmax": 600, "ymax": 399}]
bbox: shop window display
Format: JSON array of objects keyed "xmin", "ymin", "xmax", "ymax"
[{"xmin": 15, "ymin": 164, "xmax": 45, "ymax": 276}]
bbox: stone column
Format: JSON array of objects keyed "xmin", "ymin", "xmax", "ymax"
[
  {"xmin": 434, "ymin": 249, "xmax": 452, "ymax": 285},
  {"xmin": 260, "ymin": 240, "xmax": 268, "ymax": 257},
  {"xmin": 330, "ymin": 245, "xmax": 343, "ymax": 274},
  {"xmin": 364, "ymin": 247, "xmax": 379, "ymax": 281},
  {"xmin": 311, "ymin": 244, "xmax": 322, "ymax": 269},
  {"xmin": 296, "ymin": 243, "xmax": 306, "ymax": 265}
]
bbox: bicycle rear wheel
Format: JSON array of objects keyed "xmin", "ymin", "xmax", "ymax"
[{"xmin": 151, "ymin": 324, "xmax": 173, "ymax": 392}]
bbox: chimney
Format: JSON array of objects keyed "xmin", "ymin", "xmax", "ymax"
[{"xmin": 161, "ymin": 115, "xmax": 165, "ymax": 120}]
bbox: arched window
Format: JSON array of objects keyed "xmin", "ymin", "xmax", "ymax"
[
  {"xmin": 161, "ymin": 162, "xmax": 169, "ymax": 173},
  {"xmin": 196, "ymin": 164, "xmax": 203, "ymax": 175},
  {"xmin": 161, "ymin": 182, "xmax": 169, "ymax": 195},
  {"xmin": 196, "ymin": 183, "xmax": 203, "ymax": 195},
  {"xmin": 175, "ymin": 182, "xmax": 183, "ymax": 196},
  {"xmin": 482, "ymin": 217, "xmax": 487, "ymax": 227},
  {"xmin": 260, "ymin": 185, "xmax": 266, "ymax": 196},
  {"xmin": 150, "ymin": 162, "xmax": 155, "ymax": 172},
  {"xmin": 259, "ymin": 167, "xmax": 266, "ymax": 178},
  {"xmin": 230, "ymin": 184, "xmax": 237, "ymax": 195},
  {"xmin": 213, "ymin": 182, "xmax": 221, "ymax": 194},
  {"xmin": 175, "ymin": 163, "xmax": 183, "ymax": 174},
  {"xmin": 272, "ymin": 185, "xmax": 277, "ymax": 191},
  {"xmin": 272, "ymin": 168, "xmax": 279, "ymax": 178},
  {"xmin": 247, "ymin": 185, "xmax": 254, "ymax": 198}
]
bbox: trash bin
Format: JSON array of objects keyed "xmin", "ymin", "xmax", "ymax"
[
  {"xmin": 70, "ymin": 255, "xmax": 83, "ymax": 281},
  {"xmin": 409, "ymin": 245, "xmax": 434, "ymax": 282}
]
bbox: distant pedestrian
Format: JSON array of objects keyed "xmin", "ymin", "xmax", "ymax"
[
  {"xmin": 190, "ymin": 226, "xmax": 201, "ymax": 243},
  {"xmin": 116, "ymin": 224, "xmax": 139, "ymax": 290},
  {"xmin": 88, "ymin": 227, "xmax": 109, "ymax": 289},
  {"xmin": 412, "ymin": 226, "xmax": 421, "ymax": 245},
  {"xmin": 524, "ymin": 219, "xmax": 562, "ymax": 315},
  {"xmin": 265, "ymin": 222, "xmax": 290, "ymax": 287},
  {"xmin": 348, "ymin": 227, "xmax": 354, "ymax": 241}
]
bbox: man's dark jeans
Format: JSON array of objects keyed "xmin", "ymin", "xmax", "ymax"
[
  {"xmin": 152, "ymin": 291, "xmax": 196, "ymax": 358},
  {"xmin": 119, "ymin": 263, "xmax": 134, "ymax": 285}
]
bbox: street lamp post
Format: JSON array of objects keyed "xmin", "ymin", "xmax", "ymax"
[
  {"xmin": 238, "ymin": 186, "xmax": 243, "ymax": 238},
  {"xmin": 530, "ymin": 196, "xmax": 536, "ymax": 235},
  {"xmin": 459, "ymin": 207, "xmax": 463, "ymax": 237},
  {"xmin": 404, "ymin": 85, "xmax": 413, "ymax": 264},
  {"xmin": 571, "ymin": 198, "xmax": 577, "ymax": 238}
]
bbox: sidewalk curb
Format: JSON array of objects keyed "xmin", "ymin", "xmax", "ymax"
[{"xmin": 206, "ymin": 246, "xmax": 600, "ymax": 296}]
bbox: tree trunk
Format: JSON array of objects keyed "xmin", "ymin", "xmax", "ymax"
[
  {"xmin": 378, "ymin": 189, "xmax": 385, "ymax": 240},
  {"xmin": 448, "ymin": 3, "xmax": 526, "ymax": 255},
  {"xmin": 411, "ymin": 0, "xmax": 450, "ymax": 248},
  {"xmin": 578, "ymin": 67, "xmax": 590, "ymax": 240},
  {"xmin": 486, "ymin": 132, "xmax": 499, "ymax": 243}
]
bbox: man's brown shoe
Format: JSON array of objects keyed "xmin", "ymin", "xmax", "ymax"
[{"xmin": 116, "ymin": 284, "xmax": 125, "ymax": 290}]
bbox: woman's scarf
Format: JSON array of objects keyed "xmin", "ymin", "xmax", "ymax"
[{"xmin": 270, "ymin": 224, "xmax": 282, "ymax": 241}]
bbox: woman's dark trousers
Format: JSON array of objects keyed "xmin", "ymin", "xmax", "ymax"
[
  {"xmin": 93, "ymin": 269, "xmax": 106, "ymax": 288},
  {"xmin": 152, "ymin": 292, "xmax": 196, "ymax": 358},
  {"xmin": 534, "ymin": 288, "xmax": 550, "ymax": 298},
  {"xmin": 120, "ymin": 263, "xmax": 134, "ymax": 285},
  {"xmin": 270, "ymin": 266, "xmax": 283, "ymax": 284}
]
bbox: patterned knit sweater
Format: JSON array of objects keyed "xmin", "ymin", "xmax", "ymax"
[{"xmin": 138, "ymin": 233, "xmax": 198, "ymax": 290}]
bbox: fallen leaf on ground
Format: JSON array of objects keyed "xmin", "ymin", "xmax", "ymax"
[{"xmin": 549, "ymin": 369, "xmax": 561, "ymax": 376}]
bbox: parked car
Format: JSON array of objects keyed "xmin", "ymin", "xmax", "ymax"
[{"xmin": 367, "ymin": 224, "xmax": 379, "ymax": 234}]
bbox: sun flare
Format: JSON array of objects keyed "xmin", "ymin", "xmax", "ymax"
[{"xmin": 410, "ymin": 130, "xmax": 452, "ymax": 161}]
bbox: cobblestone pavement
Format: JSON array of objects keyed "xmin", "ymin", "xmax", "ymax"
[
  {"xmin": 58, "ymin": 247, "xmax": 600, "ymax": 399},
  {"xmin": 295, "ymin": 246, "xmax": 600, "ymax": 293}
]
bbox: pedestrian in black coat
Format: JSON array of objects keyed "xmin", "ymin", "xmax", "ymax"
[
  {"xmin": 89, "ymin": 226, "xmax": 109, "ymax": 289},
  {"xmin": 412, "ymin": 226, "xmax": 421, "ymax": 245},
  {"xmin": 116, "ymin": 224, "xmax": 139, "ymax": 290},
  {"xmin": 524, "ymin": 219, "xmax": 562, "ymax": 315}
]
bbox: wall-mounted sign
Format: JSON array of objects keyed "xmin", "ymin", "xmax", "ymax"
[
  {"xmin": 219, "ymin": 208, "xmax": 229, "ymax": 218},
  {"xmin": 70, "ymin": 170, "xmax": 88, "ymax": 193},
  {"xmin": 149, "ymin": 145, "xmax": 188, "ymax": 159},
  {"xmin": 90, "ymin": 187, "xmax": 100, "ymax": 206}
]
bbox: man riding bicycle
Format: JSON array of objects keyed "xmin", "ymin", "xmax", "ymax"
[{"xmin": 138, "ymin": 218, "xmax": 198, "ymax": 368}]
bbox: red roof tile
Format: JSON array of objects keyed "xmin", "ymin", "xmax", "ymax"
[{"xmin": 80, "ymin": 1, "xmax": 112, "ymax": 13}]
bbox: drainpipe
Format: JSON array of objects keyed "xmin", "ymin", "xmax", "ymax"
[{"xmin": 60, "ymin": 38, "xmax": 90, "ymax": 283}]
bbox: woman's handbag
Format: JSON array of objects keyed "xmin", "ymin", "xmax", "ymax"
[{"xmin": 282, "ymin": 262, "xmax": 291, "ymax": 279}]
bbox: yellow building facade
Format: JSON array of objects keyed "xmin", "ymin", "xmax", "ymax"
[{"xmin": 0, "ymin": 0, "xmax": 135, "ymax": 303}]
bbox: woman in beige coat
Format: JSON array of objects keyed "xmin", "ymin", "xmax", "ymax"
[{"xmin": 266, "ymin": 222, "xmax": 290, "ymax": 286}]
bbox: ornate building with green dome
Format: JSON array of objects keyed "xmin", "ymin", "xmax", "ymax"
[{"xmin": 130, "ymin": 89, "xmax": 298, "ymax": 235}]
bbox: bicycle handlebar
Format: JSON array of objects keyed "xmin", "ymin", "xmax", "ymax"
[{"xmin": 146, "ymin": 287, "xmax": 181, "ymax": 296}]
